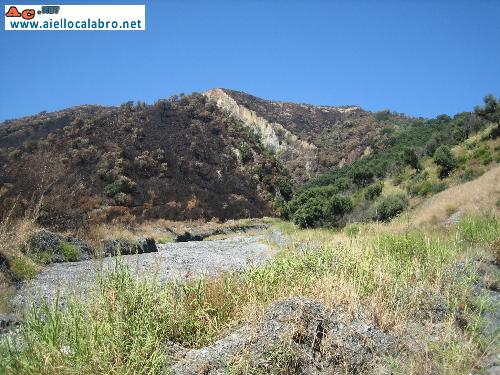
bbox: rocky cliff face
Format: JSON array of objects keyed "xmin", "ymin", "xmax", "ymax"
[
  {"xmin": 204, "ymin": 89, "xmax": 319, "ymax": 182},
  {"xmin": 205, "ymin": 88, "xmax": 402, "ymax": 183}
]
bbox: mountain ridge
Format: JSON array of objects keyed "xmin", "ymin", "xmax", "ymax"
[{"xmin": 0, "ymin": 89, "xmax": 411, "ymax": 228}]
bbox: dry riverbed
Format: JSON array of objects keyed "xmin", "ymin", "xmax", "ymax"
[{"xmin": 14, "ymin": 229, "xmax": 285, "ymax": 308}]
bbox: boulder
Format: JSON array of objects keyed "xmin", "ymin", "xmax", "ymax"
[
  {"xmin": 27, "ymin": 229, "xmax": 92, "ymax": 263},
  {"xmin": 101, "ymin": 237, "xmax": 158, "ymax": 257},
  {"xmin": 0, "ymin": 314, "xmax": 21, "ymax": 335},
  {"xmin": 171, "ymin": 297, "xmax": 399, "ymax": 374}
]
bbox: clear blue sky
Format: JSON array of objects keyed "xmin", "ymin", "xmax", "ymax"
[{"xmin": 1, "ymin": 0, "xmax": 499, "ymax": 121}]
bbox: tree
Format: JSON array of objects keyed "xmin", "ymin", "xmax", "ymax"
[
  {"xmin": 274, "ymin": 176, "xmax": 293, "ymax": 201},
  {"xmin": 239, "ymin": 143, "xmax": 253, "ymax": 164},
  {"xmin": 475, "ymin": 94, "xmax": 500, "ymax": 139},
  {"xmin": 433, "ymin": 145, "xmax": 457, "ymax": 178},
  {"xmin": 402, "ymin": 147, "xmax": 422, "ymax": 171},
  {"xmin": 290, "ymin": 187, "xmax": 353, "ymax": 228},
  {"xmin": 425, "ymin": 134, "xmax": 445, "ymax": 157},
  {"xmin": 350, "ymin": 167, "xmax": 374, "ymax": 187},
  {"xmin": 371, "ymin": 194, "xmax": 408, "ymax": 222},
  {"xmin": 365, "ymin": 182, "xmax": 383, "ymax": 201}
]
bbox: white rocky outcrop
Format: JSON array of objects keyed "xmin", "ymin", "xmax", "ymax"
[
  {"xmin": 204, "ymin": 88, "xmax": 317, "ymax": 155},
  {"xmin": 204, "ymin": 88, "xmax": 321, "ymax": 180}
]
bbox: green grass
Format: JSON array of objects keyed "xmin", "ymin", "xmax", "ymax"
[
  {"xmin": 57, "ymin": 242, "xmax": 80, "ymax": 262},
  {"xmin": 8, "ymin": 256, "xmax": 38, "ymax": 281},
  {"xmin": 156, "ymin": 237, "xmax": 173, "ymax": 244},
  {"xmin": 1, "ymin": 215, "xmax": 498, "ymax": 374},
  {"xmin": 457, "ymin": 215, "xmax": 499, "ymax": 245}
]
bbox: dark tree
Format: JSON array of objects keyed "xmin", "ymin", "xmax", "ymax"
[
  {"xmin": 475, "ymin": 94, "xmax": 500, "ymax": 138},
  {"xmin": 402, "ymin": 147, "xmax": 422, "ymax": 171},
  {"xmin": 433, "ymin": 145, "xmax": 457, "ymax": 178}
]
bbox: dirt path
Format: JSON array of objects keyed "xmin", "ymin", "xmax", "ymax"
[{"xmin": 14, "ymin": 232, "xmax": 282, "ymax": 307}]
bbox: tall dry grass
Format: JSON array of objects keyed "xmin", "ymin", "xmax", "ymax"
[{"xmin": 413, "ymin": 164, "xmax": 500, "ymax": 226}]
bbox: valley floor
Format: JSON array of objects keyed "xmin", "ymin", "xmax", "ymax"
[{"xmin": 0, "ymin": 174, "xmax": 499, "ymax": 374}]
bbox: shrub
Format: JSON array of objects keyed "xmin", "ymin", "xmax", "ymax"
[
  {"xmin": 290, "ymin": 187, "xmax": 353, "ymax": 228},
  {"xmin": 402, "ymin": 148, "xmax": 422, "ymax": 171},
  {"xmin": 457, "ymin": 215, "xmax": 498, "ymax": 245},
  {"xmin": 9, "ymin": 256, "xmax": 38, "ymax": 281},
  {"xmin": 113, "ymin": 192, "xmax": 131, "ymax": 206},
  {"xmin": 274, "ymin": 176, "xmax": 293, "ymax": 201},
  {"xmin": 458, "ymin": 168, "xmax": 484, "ymax": 183},
  {"xmin": 239, "ymin": 143, "xmax": 253, "ymax": 164},
  {"xmin": 407, "ymin": 178, "xmax": 447, "ymax": 197},
  {"xmin": 104, "ymin": 176, "xmax": 136, "ymax": 197},
  {"xmin": 371, "ymin": 194, "xmax": 409, "ymax": 222},
  {"xmin": 374, "ymin": 110, "xmax": 391, "ymax": 121},
  {"xmin": 344, "ymin": 224, "xmax": 360, "ymax": 237},
  {"xmin": 57, "ymin": 242, "xmax": 80, "ymax": 262},
  {"xmin": 350, "ymin": 167, "xmax": 374, "ymax": 187},
  {"xmin": 433, "ymin": 146, "xmax": 457, "ymax": 178},
  {"xmin": 292, "ymin": 197, "xmax": 325, "ymax": 228},
  {"xmin": 364, "ymin": 182, "xmax": 383, "ymax": 201}
]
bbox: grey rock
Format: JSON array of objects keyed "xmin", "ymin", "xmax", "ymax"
[
  {"xmin": 174, "ymin": 224, "xmax": 270, "ymax": 242},
  {"xmin": 171, "ymin": 297, "xmax": 398, "ymax": 375},
  {"xmin": 27, "ymin": 229, "xmax": 92, "ymax": 263},
  {"xmin": 138, "ymin": 237, "xmax": 158, "ymax": 253},
  {"xmin": 442, "ymin": 210, "xmax": 461, "ymax": 227},
  {"xmin": 101, "ymin": 237, "xmax": 157, "ymax": 257},
  {"xmin": 0, "ymin": 314, "xmax": 21, "ymax": 335}
]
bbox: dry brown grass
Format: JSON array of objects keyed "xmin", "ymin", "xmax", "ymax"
[
  {"xmin": 412, "ymin": 164, "xmax": 500, "ymax": 227},
  {"xmin": 82, "ymin": 217, "xmax": 267, "ymax": 247},
  {"xmin": 0, "ymin": 202, "xmax": 41, "ymax": 312}
]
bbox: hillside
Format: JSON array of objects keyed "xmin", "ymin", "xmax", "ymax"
[
  {"xmin": 0, "ymin": 94, "xmax": 289, "ymax": 229},
  {"xmin": 0, "ymin": 91, "xmax": 497, "ymax": 230},
  {"xmin": 0, "ymin": 89, "xmax": 411, "ymax": 229},
  {"xmin": 205, "ymin": 88, "xmax": 407, "ymax": 182},
  {"xmin": 0, "ymin": 94, "xmax": 498, "ymax": 375}
]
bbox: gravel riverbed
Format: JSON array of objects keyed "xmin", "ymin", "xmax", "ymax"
[{"xmin": 15, "ymin": 232, "xmax": 283, "ymax": 307}]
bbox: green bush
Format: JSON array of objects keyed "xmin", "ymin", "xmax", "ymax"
[
  {"xmin": 364, "ymin": 182, "xmax": 383, "ymax": 201},
  {"xmin": 239, "ymin": 143, "xmax": 253, "ymax": 164},
  {"xmin": 371, "ymin": 194, "xmax": 409, "ymax": 222},
  {"xmin": 457, "ymin": 215, "xmax": 499, "ymax": 245},
  {"xmin": 344, "ymin": 224, "xmax": 360, "ymax": 237},
  {"xmin": 57, "ymin": 242, "xmax": 80, "ymax": 262},
  {"xmin": 113, "ymin": 192, "xmax": 130, "ymax": 206},
  {"xmin": 402, "ymin": 147, "xmax": 422, "ymax": 171},
  {"xmin": 433, "ymin": 146, "xmax": 457, "ymax": 178},
  {"xmin": 9, "ymin": 256, "xmax": 38, "ymax": 281},
  {"xmin": 292, "ymin": 197, "xmax": 325, "ymax": 228},
  {"xmin": 274, "ymin": 176, "xmax": 293, "ymax": 201},
  {"xmin": 290, "ymin": 187, "xmax": 353, "ymax": 228},
  {"xmin": 407, "ymin": 179, "xmax": 447, "ymax": 197},
  {"xmin": 350, "ymin": 167, "xmax": 374, "ymax": 187},
  {"xmin": 458, "ymin": 168, "xmax": 484, "ymax": 183},
  {"xmin": 104, "ymin": 176, "xmax": 135, "ymax": 197}
]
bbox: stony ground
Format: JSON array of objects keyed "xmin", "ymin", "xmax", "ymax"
[{"xmin": 14, "ymin": 230, "xmax": 283, "ymax": 307}]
